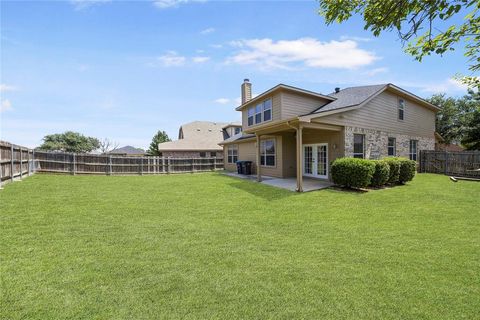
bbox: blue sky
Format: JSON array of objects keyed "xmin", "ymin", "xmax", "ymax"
[{"xmin": 0, "ymin": 0, "xmax": 471, "ymax": 149}]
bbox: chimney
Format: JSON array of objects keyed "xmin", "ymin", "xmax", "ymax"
[
  {"xmin": 241, "ymin": 79, "xmax": 252, "ymax": 104},
  {"xmin": 335, "ymin": 87, "xmax": 340, "ymax": 93}
]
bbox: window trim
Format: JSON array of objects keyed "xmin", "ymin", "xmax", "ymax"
[
  {"xmin": 255, "ymin": 103, "xmax": 262, "ymax": 124},
  {"xmin": 353, "ymin": 134, "xmax": 365, "ymax": 159},
  {"xmin": 398, "ymin": 98, "xmax": 405, "ymax": 121},
  {"xmin": 409, "ymin": 140, "xmax": 418, "ymax": 161},
  {"xmin": 263, "ymin": 98, "xmax": 272, "ymax": 122},
  {"xmin": 387, "ymin": 137, "xmax": 396, "ymax": 156},
  {"xmin": 260, "ymin": 138, "xmax": 276, "ymax": 167},
  {"xmin": 227, "ymin": 144, "xmax": 238, "ymax": 164}
]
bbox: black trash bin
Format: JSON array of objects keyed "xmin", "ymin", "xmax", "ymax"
[
  {"xmin": 244, "ymin": 161, "xmax": 252, "ymax": 175},
  {"xmin": 236, "ymin": 161, "xmax": 244, "ymax": 174}
]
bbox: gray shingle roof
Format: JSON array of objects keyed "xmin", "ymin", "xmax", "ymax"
[
  {"xmin": 220, "ymin": 132, "xmax": 255, "ymax": 145},
  {"xmin": 109, "ymin": 146, "xmax": 145, "ymax": 155},
  {"xmin": 311, "ymin": 84, "xmax": 387, "ymax": 114}
]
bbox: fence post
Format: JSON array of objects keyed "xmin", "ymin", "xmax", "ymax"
[
  {"xmin": 19, "ymin": 147, "xmax": 23, "ymax": 179},
  {"xmin": 72, "ymin": 153, "xmax": 76, "ymax": 175},
  {"xmin": 27, "ymin": 150, "xmax": 31, "ymax": 176},
  {"xmin": 32, "ymin": 149, "xmax": 35, "ymax": 173},
  {"xmin": 444, "ymin": 150, "xmax": 448, "ymax": 175},
  {"xmin": 213, "ymin": 157, "xmax": 216, "ymax": 171},
  {"xmin": 109, "ymin": 156, "xmax": 112, "ymax": 175},
  {"xmin": 167, "ymin": 157, "xmax": 171, "ymax": 173},
  {"xmin": 0, "ymin": 144, "xmax": 3, "ymax": 189},
  {"xmin": 10, "ymin": 144, "xmax": 14, "ymax": 182},
  {"xmin": 162, "ymin": 157, "xmax": 166, "ymax": 173}
]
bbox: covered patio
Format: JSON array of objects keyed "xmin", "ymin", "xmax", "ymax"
[
  {"xmin": 223, "ymin": 172, "xmax": 333, "ymax": 192},
  {"xmin": 249, "ymin": 119, "xmax": 344, "ymax": 192}
]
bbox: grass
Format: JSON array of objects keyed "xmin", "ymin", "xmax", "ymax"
[{"xmin": 1, "ymin": 173, "xmax": 479, "ymax": 319}]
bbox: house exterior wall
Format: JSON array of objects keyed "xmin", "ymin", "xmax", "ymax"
[
  {"xmin": 161, "ymin": 151, "xmax": 223, "ymax": 158},
  {"xmin": 316, "ymin": 90, "xmax": 436, "ymax": 138},
  {"xmin": 344, "ymin": 126, "xmax": 435, "ymax": 159},
  {"xmin": 280, "ymin": 91, "xmax": 330, "ymax": 119}
]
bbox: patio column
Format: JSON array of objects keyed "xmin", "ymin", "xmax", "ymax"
[
  {"xmin": 256, "ymin": 134, "xmax": 262, "ymax": 182},
  {"xmin": 296, "ymin": 125, "xmax": 303, "ymax": 192}
]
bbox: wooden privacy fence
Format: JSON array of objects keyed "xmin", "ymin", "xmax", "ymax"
[
  {"xmin": 419, "ymin": 150, "xmax": 480, "ymax": 178},
  {"xmin": 34, "ymin": 151, "xmax": 224, "ymax": 175},
  {"xmin": 0, "ymin": 140, "xmax": 224, "ymax": 187},
  {"xmin": 0, "ymin": 141, "xmax": 36, "ymax": 186}
]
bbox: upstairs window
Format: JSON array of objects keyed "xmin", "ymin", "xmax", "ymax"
[
  {"xmin": 247, "ymin": 108, "xmax": 254, "ymax": 126},
  {"xmin": 227, "ymin": 145, "xmax": 238, "ymax": 163},
  {"xmin": 388, "ymin": 137, "xmax": 396, "ymax": 156},
  {"xmin": 210, "ymin": 152, "xmax": 216, "ymax": 157},
  {"xmin": 260, "ymin": 139, "xmax": 276, "ymax": 166},
  {"xmin": 398, "ymin": 99, "xmax": 405, "ymax": 120},
  {"xmin": 247, "ymin": 98, "xmax": 273, "ymax": 126},
  {"xmin": 263, "ymin": 99, "xmax": 272, "ymax": 121},
  {"xmin": 255, "ymin": 103, "xmax": 262, "ymax": 124},
  {"xmin": 199, "ymin": 152, "xmax": 206, "ymax": 158},
  {"xmin": 234, "ymin": 127, "xmax": 241, "ymax": 135},
  {"xmin": 353, "ymin": 134, "xmax": 365, "ymax": 158},
  {"xmin": 409, "ymin": 140, "xmax": 418, "ymax": 161}
]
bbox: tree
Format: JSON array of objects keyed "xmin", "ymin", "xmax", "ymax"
[
  {"xmin": 427, "ymin": 89, "xmax": 479, "ymax": 144},
  {"xmin": 461, "ymin": 107, "xmax": 480, "ymax": 149},
  {"xmin": 99, "ymin": 138, "xmax": 119, "ymax": 154},
  {"xmin": 318, "ymin": 0, "xmax": 480, "ymax": 89},
  {"xmin": 147, "ymin": 130, "xmax": 171, "ymax": 155},
  {"xmin": 38, "ymin": 131, "xmax": 100, "ymax": 153}
]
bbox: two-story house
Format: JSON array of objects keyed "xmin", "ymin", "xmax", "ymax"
[{"xmin": 220, "ymin": 79, "xmax": 439, "ymax": 191}]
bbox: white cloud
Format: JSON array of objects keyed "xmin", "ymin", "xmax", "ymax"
[
  {"xmin": 70, "ymin": 0, "xmax": 110, "ymax": 10},
  {"xmin": 153, "ymin": 0, "xmax": 205, "ymax": 9},
  {"xmin": 0, "ymin": 84, "xmax": 18, "ymax": 92},
  {"xmin": 227, "ymin": 38, "xmax": 378, "ymax": 70},
  {"xmin": 1, "ymin": 99, "xmax": 12, "ymax": 112},
  {"xmin": 340, "ymin": 35, "xmax": 372, "ymax": 42},
  {"xmin": 420, "ymin": 78, "xmax": 469, "ymax": 94},
  {"xmin": 192, "ymin": 56, "xmax": 210, "ymax": 63},
  {"xmin": 156, "ymin": 51, "xmax": 186, "ymax": 67},
  {"xmin": 200, "ymin": 27, "xmax": 215, "ymax": 35},
  {"xmin": 365, "ymin": 67, "xmax": 388, "ymax": 76},
  {"xmin": 214, "ymin": 98, "xmax": 230, "ymax": 104},
  {"xmin": 210, "ymin": 44, "xmax": 223, "ymax": 49}
]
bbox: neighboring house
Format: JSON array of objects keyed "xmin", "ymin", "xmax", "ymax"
[
  {"xmin": 220, "ymin": 79, "xmax": 439, "ymax": 191},
  {"xmin": 158, "ymin": 121, "xmax": 232, "ymax": 158},
  {"xmin": 434, "ymin": 132, "xmax": 465, "ymax": 151},
  {"xmin": 108, "ymin": 146, "xmax": 145, "ymax": 156}
]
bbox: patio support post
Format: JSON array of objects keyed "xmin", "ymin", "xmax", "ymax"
[
  {"xmin": 256, "ymin": 134, "xmax": 262, "ymax": 182},
  {"xmin": 296, "ymin": 125, "xmax": 303, "ymax": 192}
]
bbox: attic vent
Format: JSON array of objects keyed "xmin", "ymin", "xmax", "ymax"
[
  {"xmin": 208, "ymin": 129, "xmax": 212, "ymax": 132},
  {"xmin": 335, "ymin": 87, "xmax": 340, "ymax": 93},
  {"xmin": 196, "ymin": 129, "xmax": 201, "ymax": 131}
]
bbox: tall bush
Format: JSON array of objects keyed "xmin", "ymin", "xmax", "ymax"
[
  {"xmin": 331, "ymin": 158, "xmax": 375, "ymax": 189},
  {"xmin": 383, "ymin": 157, "xmax": 401, "ymax": 184},
  {"xmin": 397, "ymin": 158, "xmax": 417, "ymax": 183},
  {"xmin": 370, "ymin": 160, "xmax": 390, "ymax": 187}
]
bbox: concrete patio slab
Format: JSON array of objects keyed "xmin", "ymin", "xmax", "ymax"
[{"xmin": 223, "ymin": 172, "xmax": 333, "ymax": 192}]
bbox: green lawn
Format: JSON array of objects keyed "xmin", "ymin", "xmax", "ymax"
[{"xmin": 1, "ymin": 173, "xmax": 479, "ymax": 319}]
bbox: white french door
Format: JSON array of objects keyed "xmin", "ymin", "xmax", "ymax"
[{"xmin": 303, "ymin": 143, "xmax": 328, "ymax": 179}]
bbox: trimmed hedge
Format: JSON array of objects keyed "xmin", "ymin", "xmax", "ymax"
[
  {"xmin": 383, "ymin": 157, "xmax": 401, "ymax": 184},
  {"xmin": 398, "ymin": 157, "xmax": 416, "ymax": 183},
  {"xmin": 331, "ymin": 158, "xmax": 375, "ymax": 189},
  {"xmin": 370, "ymin": 160, "xmax": 390, "ymax": 187}
]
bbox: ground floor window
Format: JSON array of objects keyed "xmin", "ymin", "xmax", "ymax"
[
  {"xmin": 353, "ymin": 134, "xmax": 365, "ymax": 158},
  {"xmin": 388, "ymin": 137, "xmax": 396, "ymax": 156},
  {"xmin": 227, "ymin": 145, "xmax": 238, "ymax": 163},
  {"xmin": 409, "ymin": 140, "xmax": 418, "ymax": 161},
  {"xmin": 260, "ymin": 139, "xmax": 275, "ymax": 166}
]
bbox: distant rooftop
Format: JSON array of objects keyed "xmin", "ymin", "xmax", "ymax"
[{"xmin": 109, "ymin": 145, "xmax": 145, "ymax": 155}]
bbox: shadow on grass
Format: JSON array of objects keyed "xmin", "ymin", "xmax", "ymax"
[{"xmin": 216, "ymin": 173, "xmax": 295, "ymax": 201}]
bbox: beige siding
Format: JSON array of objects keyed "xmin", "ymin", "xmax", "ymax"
[
  {"xmin": 316, "ymin": 90, "xmax": 435, "ymax": 138},
  {"xmin": 281, "ymin": 91, "xmax": 330, "ymax": 119},
  {"xmin": 242, "ymin": 93, "xmax": 281, "ymax": 131},
  {"xmin": 223, "ymin": 136, "xmax": 284, "ymax": 178},
  {"xmin": 281, "ymin": 132, "xmax": 297, "ymax": 177}
]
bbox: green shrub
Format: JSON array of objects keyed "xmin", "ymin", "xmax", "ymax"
[
  {"xmin": 398, "ymin": 157, "xmax": 416, "ymax": 183},
  {"xmin": 383, "ymin": 157, "xmax": 401, "ymax": 184},
  {"xmin": 331, "ymin": 158, "xmax": 375, "ymax": 189},
  {"xmin": 370, "ymin": 160, "xmax": 390, "ymax": 187}
]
